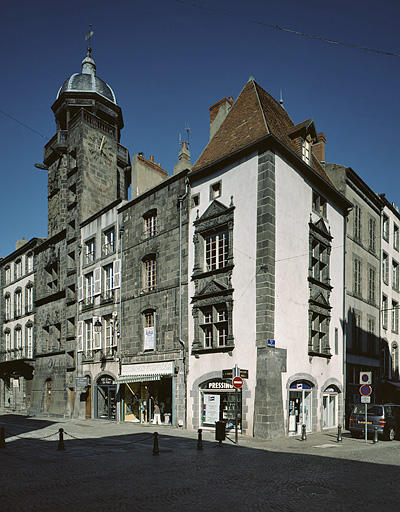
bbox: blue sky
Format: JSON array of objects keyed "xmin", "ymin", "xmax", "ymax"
[{"xmin": 1, "ymin": 0, "xmax": 400, "ymax": 257}]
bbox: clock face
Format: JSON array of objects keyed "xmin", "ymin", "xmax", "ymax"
[{"xmin": 87, "ymin": 134, "xmax": 113, "ymax": 163}]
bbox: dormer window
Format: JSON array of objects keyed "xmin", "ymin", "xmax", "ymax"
[{"xmin": 302, "ymin": 138, "xmax": 312, "ymax": 165}]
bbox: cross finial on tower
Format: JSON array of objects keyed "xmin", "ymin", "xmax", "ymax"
[{"xmin": 85, "ymin": 24, "xmax": 94, "ymax": 57}]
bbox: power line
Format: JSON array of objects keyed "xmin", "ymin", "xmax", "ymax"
[
  {"xmin": 0, "ymin": 109, "xmax": 48, "ymax": 140},
  {"xmin": 175, "ymin": 0, "xmax": 400, "ymax": 58}
]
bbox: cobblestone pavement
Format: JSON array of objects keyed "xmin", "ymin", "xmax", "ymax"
[{"xmin": 1, "ymin": 414, "xmax": 400, "ymax": 511}]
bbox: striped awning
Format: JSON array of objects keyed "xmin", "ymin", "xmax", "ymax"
[{"xmin": 117, "ymin": 374, "xmax": 161, "ymax": 383}]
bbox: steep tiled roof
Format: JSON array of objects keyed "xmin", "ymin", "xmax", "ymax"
[{"xmin": 192, "ymin": 78, "xmax": 333, "ymax": 186}]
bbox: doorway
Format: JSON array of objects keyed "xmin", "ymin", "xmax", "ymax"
[
  {"xmin": 95, "ymin": 375, "xmax": 116, "ymax": 420},
  {"xmin": 322, "ymin": 386, "xmax": 339, "ymax": 428},
  {"xmin": 288, "ymin": 381, "xmax": 312, "ymax": 434}
]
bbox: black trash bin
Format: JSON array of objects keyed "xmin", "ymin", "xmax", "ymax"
[{"xmin": 215, "ymin": 421, "xmax": 226, "ymax": 441}]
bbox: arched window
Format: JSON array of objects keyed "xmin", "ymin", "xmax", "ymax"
[
  {"xmin": 4, "ymin": 329, "xmax": 11, "ymax": 353},
  {"xmin": 143, "ymin": 209, "xmax": 157, "ymax": 238},
  {"xmin": 4, "ymin": 294, "xmax": 11, "ymax": 321},
  {"xmin": 392, "ymin": 342, "xmax": 399, "ymax": 380},
  {"xmin": 5, "ymin": 266, "xmax": 11, "ymax": 284},
  {"xmin": 14, "ymin": 289, "xmax": 22, "ymax": 317},
  {"xmin": 26, "ymin": 283, "xmax": 34, "ymax": 313}
]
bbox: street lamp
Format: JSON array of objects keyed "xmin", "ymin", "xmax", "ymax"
[{"xmin": 94, "ymin": 319, "xmax": 102, "ymax": 333}]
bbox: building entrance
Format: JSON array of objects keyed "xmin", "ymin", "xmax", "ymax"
[
  {"xmin": 322, "ymin": 386, "xmax": 339, "ymax": 428},
  {"xmin": 288, "ymin": 381, "xmax": 312, "ymax": 434},
  {"xmin": 95, "ymin": 375, "xmax": 116, "ymax": 420}
]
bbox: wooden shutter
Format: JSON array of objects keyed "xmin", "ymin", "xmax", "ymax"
[
  {"xmin": 77, "ymin": 321, "xmax": 83, "ymax": 352},
  {"xmin": 113, "ymin": 259, "xmax": 121, "ymax": 289},
  {"xmin": 78, "ymin": 276, "xmax": 83, "ymax": 302},
  {"xmin": 94, "ymin": 267, "xmax": 101, "ymax": 296}
]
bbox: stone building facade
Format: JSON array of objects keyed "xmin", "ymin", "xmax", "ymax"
[
  {"xmin": 118, "ymin": 169, "xmax": 190, "ymax": 426},
  {"xmin": 0, "ymin": 238, "xmax": 41, "ymax": 412},
  {"xmin": 324, "ymin": 164, "xmax": 383, "ymax": 421},
  {"xmin": 28, "ymin": 48, "xmax": 130, "ymax": 417}
]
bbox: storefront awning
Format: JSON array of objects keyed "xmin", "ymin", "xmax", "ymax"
[{"xmin": 117, "ymin": 374, "xmax": 161, "ymax": 383}]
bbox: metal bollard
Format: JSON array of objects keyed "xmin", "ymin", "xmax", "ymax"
[
  {"xmin": 57, "ymin": 428, "xmax": 65, "ymax": 451},
  {"xmin": 337, "ymin": 424, "xmax": 343, "ymax": 443},
  {"xmin": 197, "ymin": 429, "xmax": 203, "ymax": 450},
  {"xmin": 0, "ymin": 427, "xmax": 5, "ymax": 449},
  {"xmin": 373, "ymin": 427, "xmax": 379, "ymax": 444},
  {"xmin": 152, "ymin": 432, "xmax": 159, "ymax": 455},
  {"xmin": 301, "ymin": 424, "xmax": 307, "ymax": 441}
]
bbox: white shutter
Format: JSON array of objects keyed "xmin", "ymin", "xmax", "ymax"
[
  {"xmin": 93, "ymin": 317, "xmax": 102, "ymax": 349},
  {"xmin": 78, "ymin": 276, "xmax": 83, "ymax": 302},
  {"xmin": 94, "ymin": 267, "xmax": 101, "ymax": 296},
  {"xmin": 113, "ymin": 259, "xmax": 121, "ymax": 289},
  {"xmin": 77, "ymin": 321, "xmax": 83, "ymax": 352}
]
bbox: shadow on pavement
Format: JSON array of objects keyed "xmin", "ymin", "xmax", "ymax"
[
  {"xmin": 0, "ymin": 414, "xmax": 58, "ymax": 436},
  {"xmin": 1, "ymin": 422, "xmax": 400, "ymax": 512}
]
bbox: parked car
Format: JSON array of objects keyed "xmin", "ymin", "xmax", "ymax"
[{"xmin": 349, "ymin": 403, "xmax": 400, "ymax": 441}]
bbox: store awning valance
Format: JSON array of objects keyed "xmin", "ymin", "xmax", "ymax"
[{"xmin": 117, "ymin": 374, "xmax": 161, "ymax": 383}]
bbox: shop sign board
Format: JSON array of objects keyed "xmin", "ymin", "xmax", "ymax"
[
  {"xmin": 361, "ymin": 396, "xmax": 371, "ymax": 403},
  {"xmin": 267, "ymin": 339, "xmax": 275, "ymax": 348},
  {"xmin": 359, "ymin": 371, "xmax": 372, "ymax": 385},
  {"xmin": 143, "ymin": 327, "xmax": 155, "ymax": 351},
  {"xmin": 232, "ymin": 376, "xmax": 244, "ymax": 389},
  {"xmin": 222, "ymin": 369, "xmax": 249, "ymax": 379},
  {"xmin": 359, "ymin": 385, "xmax": 372, "ymax": 396},
  {"xmin": 76, "ymin": 376, "xmax": 88, "ymax": 388}
]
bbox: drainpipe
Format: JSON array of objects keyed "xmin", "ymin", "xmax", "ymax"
[
  {"xmin": 342, "ymin": 213, "xmax": 348, "ymax": 428},
  {"xmin": 178, "ymin": 176, "xmax": 189, "ymax": 428},
  {"xmin": 116, "ymin": 223, "xmax": 124, "ymax": 422}
]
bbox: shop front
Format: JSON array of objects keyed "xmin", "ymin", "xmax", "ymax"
[
  {"xmin": 118, "ymin": 361, "xmax": 175, "ymax": 425},
  {"xmin": 94, "ymin": 374, "xmax": 117, "ymax": 420},
  {"xmin": 200, "ymin": 378, "xmax": 242, "ymax": 431},
  {"xmin": 288, "ymin": 381, "xmax": 313, "ymax": 435}
]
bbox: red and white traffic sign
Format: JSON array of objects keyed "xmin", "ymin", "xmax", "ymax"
[
  {"xmin": 359, "ymin": 385, "xmax": 372, "ymax": 396},
  {"xmin": 232, "ymin": 376, "xmax": 243, "ymax": 389}
]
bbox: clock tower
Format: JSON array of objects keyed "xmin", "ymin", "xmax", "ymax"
[{"xmin": 44, "ymin": 47, "xmax": 130, "ymax": 237}]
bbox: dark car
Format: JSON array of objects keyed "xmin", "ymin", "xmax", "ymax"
[{"xmin": 349, "ymin": 403, "xmax": 400, "ymax": 441}]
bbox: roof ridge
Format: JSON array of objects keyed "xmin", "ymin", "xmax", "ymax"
[{"xmin": 251, "ymin": 79, "xmax": 270, "ymax": 134}]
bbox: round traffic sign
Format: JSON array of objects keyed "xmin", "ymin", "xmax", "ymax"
[
  {"xmin": 359, "ymin": 385, "xmax": 372, "ymax": 396},
  {"xmin": 232, "ymin": 376, "xmax": 243, "ymax": 389}
]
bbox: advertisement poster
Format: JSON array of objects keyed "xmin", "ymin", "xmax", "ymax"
[
  {"xmin": 203, "ymin": 394, "xmax": 220, "ymax": 424},
  {"xmin": 143, "ymin": 327, "xmax": 155, "ymax": 351}
]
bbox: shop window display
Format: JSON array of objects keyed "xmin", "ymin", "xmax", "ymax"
[{"xmin": 200, "ymin": 379, "xmax": 242, "ymax": 431}]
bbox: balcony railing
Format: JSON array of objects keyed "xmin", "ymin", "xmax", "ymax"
[{"xmin": 44, "ymin": 131, "xmax": 68, "ymax": 165}]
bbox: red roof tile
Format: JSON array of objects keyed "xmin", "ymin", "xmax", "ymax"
[{"xmin": 192, "ymin": 79, "xmax": 334, "ymax": 187}]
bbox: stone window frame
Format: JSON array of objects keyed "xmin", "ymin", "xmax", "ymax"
[
  {"xmin": 392, "ymin": 342, "xmax": 399, "ymax": 380},
  {"xmin": 382, "ymin": 251, "xmax": 389, "ymax": 285},
  {"xmin": 14, "ymin": 259, "xmax": 22, "ymax": 280},
  {"xmin": 382, "ymin": 293, "xmax": 388, "ymax": 330},
  {"xmin": 102, "ymin": 226, "xmax": 116, "ymax": 257},
  {"xmin": 353, "ymin": 202, "xmax": 362, "ymax": 243},
  {"xmin": 142, "ymin": 308, "xmax": 157, "ymax": 352},
  {"xmin": 14, "ymin": 287, "xmax": 23, "ymax": 318},
  {"xmin": 353, "ymin": 255, "xmax": 362, "ymax": 297},
  {"xmin": 84, "ymin": 237, "xmax": 96, "ymax": 266},
  {"xmin": 312, "ymin": 190, "xmax": 327, "ymax": 219},
  {"xmin": 383, "ymin": 213, "xmax": 390, "ymax": 242},
  {"xmin": 143, "ymin": 209, "xmax": 158, "ymax": 239},
  {"xmin": 4, "ymin": 328, "xmax": 11, "ymax": 352},
  {"xmin": 393, "ymin": 259, "xmax": 399, "ymax": 292},
  {"xmin": 392, "ymin": 300, "xmax": 399, "ymax": 334},
  {"xmin": 394, "ymin": 223, "xmax": 399, "ymax": 251},
  {"xmin": 368, "ymin": 216, "xmax": 376, "ymax": 254},
  {"xmin": 14, "ymin": 324, "xmax": 22, "ymax": 356},
  {"xmin": 4, "ymin": 265, "xmax": 11, "ymax": 284},
  {"xmin": 26, "ymin": 252, "xmax": 34, "ymax": 273},
  {"xmin": 142, "ymin": 254, "xmax": 157, "ymax": 292},
  {"xmin": 367, "ymin": 264, "xmax": 377, "ymax": 305},
  {"xmin": 25, "ymin": 281, "xmax": 34, "ymax": 314},
  {"xmin": 25, "ymin": 321, "xmax": 34, "ymax": 359},
  {"xmin": 4, "ymin": 293, "xmax": 12, "ymax": 321},
  {"xmin": 308, "ymin": 218, "xmax": 333, "ymax": 358}
]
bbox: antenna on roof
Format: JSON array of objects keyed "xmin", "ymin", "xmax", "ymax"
[{"xmin": 279, "ymin": 89, "xmax": 285, "ymax": 110}]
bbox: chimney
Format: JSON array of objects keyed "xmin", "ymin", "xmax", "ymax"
[
  {"xmin": 312, "ymin": 132, "xmax": 326, "ymax": 163},
  {"xmin": 149, "ymin": 155, "xmax": 154, "ymax": 163},
  {"xmin": 209, "ymin": 96, "xmax": 234, "ymax": 140},
  {"xmin": 16, "ymin": 237, "xmax": 28, "ymax": 250}
]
